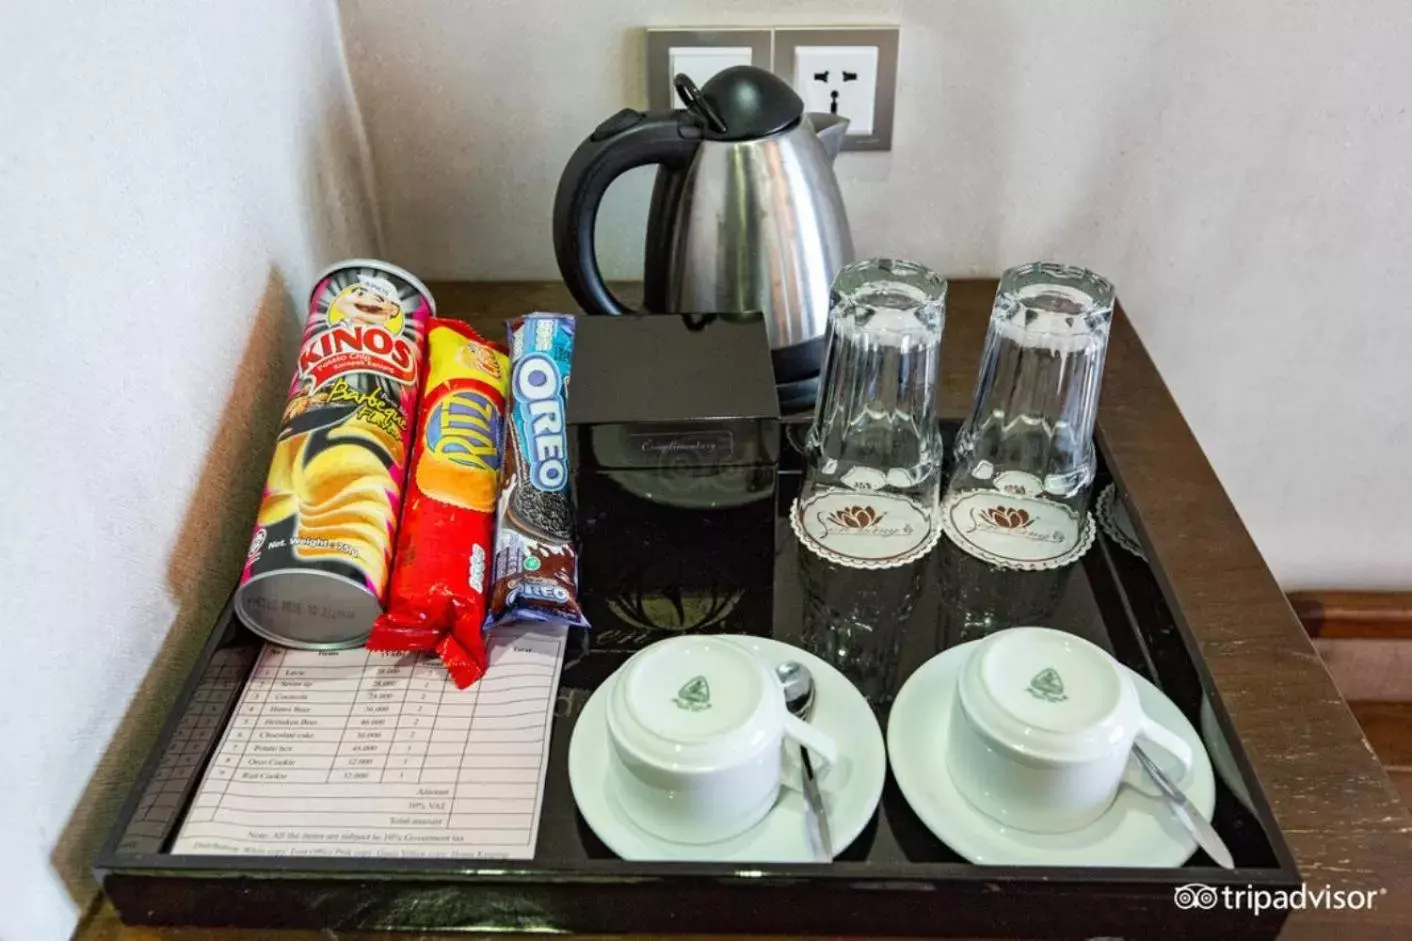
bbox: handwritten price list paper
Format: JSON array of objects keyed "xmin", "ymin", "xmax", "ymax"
[{"xmin": 173, "ymin": 623, "xmax": 566, "ymax": 859}]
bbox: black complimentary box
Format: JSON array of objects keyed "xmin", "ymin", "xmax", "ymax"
[{"xmin": 564, "ymin": 312, "xmax": 781, "ymax": 687}]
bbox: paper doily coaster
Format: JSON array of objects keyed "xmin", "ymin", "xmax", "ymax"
[
  {"xmin": 791, "ymin": 488, "xmax": 942, "ymax": 570},
  {"xmin": 1095, "ymin": 483, "xmax": 1146, "ymax": 561},
  {"xmin": 940, "ymin": 488, "xmax": 1095, "ymax": 571}
]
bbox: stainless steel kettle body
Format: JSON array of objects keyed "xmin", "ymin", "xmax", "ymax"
[
  {"xmin": 553, "ymin": 67, "xmax": 855, "ymax": 392},
  {"xmin": 655, "ymin": 115, "xmax": 853, "ymax": 379}
]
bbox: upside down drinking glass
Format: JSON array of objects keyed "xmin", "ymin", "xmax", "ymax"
[
  {"xmin": 799, "ymin": 259, "xmax": 948, "ymax": 518},
  {"xmin": 940, "ymin": 262, "xmax": 1113, "ymax": 571},
  {"xmin": 792, "ymin": 258, "xmax": 947, "ymax": 702}
]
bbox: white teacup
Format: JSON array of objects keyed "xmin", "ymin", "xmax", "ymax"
[
  {"xmin": 605, "ymin": 635, "xmax": 839, "ymax": 845},
  {"xmin": 946, "ymin": 626, "xmax": 1194, "ymax": 834}
]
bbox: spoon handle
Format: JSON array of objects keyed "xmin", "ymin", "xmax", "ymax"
[
  {"xmin": 800, "ymin": 748, "xmax": 832, "ymax": 861},
  {"xmin": 1133, "ymin": 745, "xmax": 1233, "ymax": 869}
]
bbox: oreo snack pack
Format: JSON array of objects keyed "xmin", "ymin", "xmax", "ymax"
[{"xmin": 485, "ymin": 313, "xmax": 589, "ymax": 628}]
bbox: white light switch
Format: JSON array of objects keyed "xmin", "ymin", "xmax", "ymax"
[
  {"xmin": 646, "ymin": 30, "xmax": 771, "ymax": 112},
  {"xmin": 667, "ymin": 46, "xmax": 752, "ymax": 102}
]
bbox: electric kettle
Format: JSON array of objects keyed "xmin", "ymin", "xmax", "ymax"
[{"xmin": 552, "ymin": 66, "xmax": 854, "ymax": 398}]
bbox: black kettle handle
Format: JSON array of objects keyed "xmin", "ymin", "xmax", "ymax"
[{"xmin": 552, "ymin": 109, "xmax": 702, "ymax": 317}]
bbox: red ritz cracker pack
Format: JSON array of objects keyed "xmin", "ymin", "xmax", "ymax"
[{"xmin": 367, "ymin": 320, "xmax": 509, "ymax": 687}]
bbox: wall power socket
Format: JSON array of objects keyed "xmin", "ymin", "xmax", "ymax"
[
  {"xmin": 793, "ymin": 45, "xmax": 880, "ymax": 136},
  {"xmin": 645, "ymin": 26, "xmax": 899, "ymax": 152},
  {"xmin": 775, "ymin": 28, "xmax": 898, "ymax": 151}
]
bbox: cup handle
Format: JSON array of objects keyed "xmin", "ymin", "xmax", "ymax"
[
  {"xmin": 1135, "ymin": 715, "xmax": 1194, "ymax": 783},
  {"xmin": 783, "ymin": 714, "xmax": 838, "ymax": 767}
]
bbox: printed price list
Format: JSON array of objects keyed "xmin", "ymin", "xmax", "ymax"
[{"xmin": 173, "ymin": 624, "xmax": 565, "ymax": 858}]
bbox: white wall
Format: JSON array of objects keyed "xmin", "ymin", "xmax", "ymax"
[
  {"xmin": 340, "ymin": 0, "xmax": 1412, "ymax": 589},
  {"xmin": 0, "ymin": 3, "xmax": 378, "ymax": 938}
]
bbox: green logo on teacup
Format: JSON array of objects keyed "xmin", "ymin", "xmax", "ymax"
[
  {"xmin": 1025, "ymin": 667, "xmax": 1068, "ymax": 703},
  {"xmin": 673, "ymin": 675, "xmax": 712, "ymax": 711}
]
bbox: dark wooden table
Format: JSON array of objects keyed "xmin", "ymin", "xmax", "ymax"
[{"xmin": 80, "ymin": 281, "xmax": 1412, "ymax": 941}]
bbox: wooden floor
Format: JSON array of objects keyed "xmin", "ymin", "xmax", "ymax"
[
  {"xmin": 1350, "ymin": 702, "xmax": 1412, "ymax": 809},
  {"xmin": 1294, "ymin": 591, "xmax": 1412, "ymax": 813}
]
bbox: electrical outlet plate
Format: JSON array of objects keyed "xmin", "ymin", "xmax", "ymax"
[
  {"xmin": 775, "ymin": 27, "xmax": 899, "ymax": 151},
  {"xmin": 646, "ymin": 29, "xmax": 772, "ymax": 112},
  {"xmin": 793, "ymin": 44, "xmax": 880, "ymax": 136}
]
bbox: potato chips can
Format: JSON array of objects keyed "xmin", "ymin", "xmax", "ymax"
[{"xmin": 235, "ymin": 259, "xmax": 433, "ymax": 648}]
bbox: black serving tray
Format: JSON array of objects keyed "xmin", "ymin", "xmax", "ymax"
[{"xmin": 95, "ymin": 419, "xmax": 1300, "ymax": 939}]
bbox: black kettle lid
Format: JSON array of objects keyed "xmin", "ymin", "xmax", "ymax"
[{"xmin": 677, "ymin": 66, "xmax": 803, "ymax": 142}]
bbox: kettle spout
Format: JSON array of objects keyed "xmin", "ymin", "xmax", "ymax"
[{"xmin": 808, "ymin": 112, "xmax": 850, "ymax": 162}]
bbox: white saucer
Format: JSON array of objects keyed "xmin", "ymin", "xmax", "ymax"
[
  {"xmin": 888, "ymin": 640, "xmax": 1216, "ymax": 867},
  {"xmin": 568, "ymin": 635, "xmax": 886, "ymax": 862}
]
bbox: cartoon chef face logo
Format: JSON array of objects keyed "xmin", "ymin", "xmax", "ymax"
[{"xmin": 327, "ymin": 276, "xmax": 406, "ymax": 335}]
